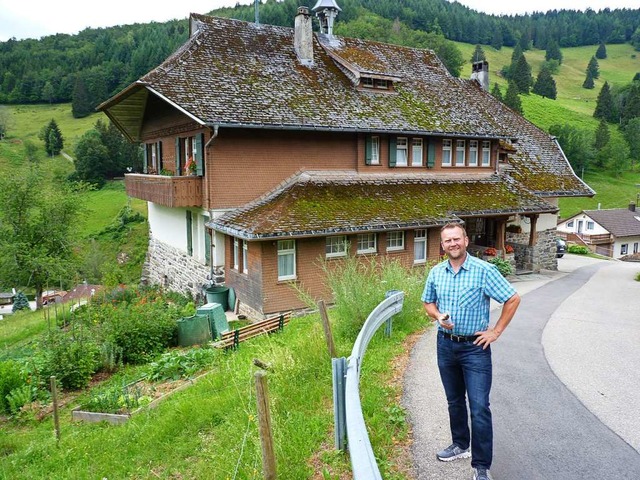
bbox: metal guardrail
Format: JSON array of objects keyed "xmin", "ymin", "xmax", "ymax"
[{"xmin": 332, "ymin": 290, "xmax": 405, "ymax": 479}]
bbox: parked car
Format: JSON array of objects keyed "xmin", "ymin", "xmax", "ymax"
[{"xmin": 556, "ymin": 238, "xmax": 566, "ymax": 258}]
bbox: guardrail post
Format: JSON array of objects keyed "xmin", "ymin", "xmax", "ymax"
[
  {"xmin": 383, "ymin": 290, "xmax": 401, "ymax": 338},
  {"xmin": 332, "ymin": 357, "xmax": 347, "ymax": 451}
]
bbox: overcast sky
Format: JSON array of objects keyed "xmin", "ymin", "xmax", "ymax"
[{"xmin": 1, "ymin": 0, "xmax": 638, "ymax": 42}]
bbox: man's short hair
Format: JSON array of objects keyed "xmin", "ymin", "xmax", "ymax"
[{"xmin": 440, "ymin": 222, "xmax": 467, "ymax": 237}]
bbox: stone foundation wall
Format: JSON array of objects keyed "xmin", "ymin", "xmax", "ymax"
[
  {"xmin": 506, "ymin": 228, "xmax": 558, "ymax": 272},
  {"xmin": 141, "ymin": 238, "xmax": 214, "ymax": 304}
]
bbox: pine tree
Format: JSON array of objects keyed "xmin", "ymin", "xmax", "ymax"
[
  {"xmin": 491, "ymin": 83, "xmax": 503, "ymax": 101},
  {"xmin": 512, "ymin": 54, "xmax": 533, "ymax": 94},
  {"xmin": 39, "ymin": 119, "xmax": 64, "ymax": 156},
  {"xmin": 582, "ymin": 71, "xmax": 595, "ymax": 89},
  {"xmin": 12, "ymin": 291, "xmax": 30, "ymax": 312},
  {"xmin": 594, "ymin": 82, "xmax": 615, "ymax": 122},
  {"xmin": 595, "ymin": 42, "xmax": 607, "ymax": 60},
  {"xmin": 470, "ymin": 44, "xmax": 486, "ymax": 63},
  {"xmin": 532, "ymin": 68, "xmax": 557, "ymax": 99},
  {"xmin": 621, "ymin": 82, "xmax": 640, "ymax": 126},
  {"xmin": 593, "ymin": 118, "xmax": 610, "ymax": 151},
  {"xmin": 490, "ymin": 28, "xmax": 503, "ymax": 50},
  {"xmin": 545, "ymin": 40, "xmax": 563, "ymax": 64},
  {"xmin": 72, "ymin": 75, "xmax": 92, "ymax": 119},
  {"xmin": 586, "ymin": 56, "xmax": 600, "ymax": 80},
  {"xmin": 504, "ymin": 81, "xmax": 523, "ymax": 114}
]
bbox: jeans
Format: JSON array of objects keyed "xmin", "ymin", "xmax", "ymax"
[{"xmin": 437, "ymin": 332, "xmax": 493, "ymax": 469}]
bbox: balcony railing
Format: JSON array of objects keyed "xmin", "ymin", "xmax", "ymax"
[{"xmin": 125, "ymin": 174, "xmax": 203, "ymax": 208}]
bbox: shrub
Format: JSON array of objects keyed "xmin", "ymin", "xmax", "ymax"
[
  {"xmin": 6, "ymin": 385, "xmax": 36, "ymax": 415},
  {"xmin": 11, "ymin": 292, "xmax": 30, "ymax": 312},
  {"xmin": 489, "ymin": 257, "xmax": 514, "ymax": 277},
  {"xmin": 0, "ymin": 360, "xmax": 25, "ymax": 414},
  {"xmin": 567, "ymin": 244, "xmax": 590, "ymax": 254},
  {"xmin": 146, "ymin": 348, "xmax": 218, "ymax": 382},
  {"xmin": 634, "ymin": 272, "xmax": 640, "ymax": 282}
]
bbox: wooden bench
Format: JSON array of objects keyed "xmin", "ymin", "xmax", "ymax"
[{"xmin": 214, "ymin": 312, "xmax": 292, "ymax": 350}]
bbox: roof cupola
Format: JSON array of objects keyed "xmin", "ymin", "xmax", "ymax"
[{"xmin": 312, "ymin": 0, "xmax": 341, "ymax": 35}]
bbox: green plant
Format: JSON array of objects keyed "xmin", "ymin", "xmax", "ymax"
[
  {"xmin": 146, "ymin": 348, "xmax": 217, "ymax": 382},
  {"xmin": 81, "ymin": 382, "xmax": 152, "ymax": 414},
  {"xmin": 0, "ymin": 360, "xmax": 25, "ymax": 414},
  {"xmin": 11, "ymin": 292, "xmax": 30, "ymax": 312},
  {"xmin": 567, "ymin": 244, "xmax": 590, "ymax": 254},
  {"xmin": 6, "ymin": 385, "xmax": 35, "ymax": 415},
  {"xmin": 488, "ymin": 257, "xmax": 514, "ymax": 277},
  {"xmin": 634, "ymin": 272, "xmax": 640, "ymax": 282}
]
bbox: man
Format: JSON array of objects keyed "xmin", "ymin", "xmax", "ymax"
[{"xmin": 422, "ymin": 222, "xmax": 521, "ymax": 480}]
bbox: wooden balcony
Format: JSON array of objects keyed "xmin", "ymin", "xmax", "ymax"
[
  {"xmin": 125, "ymin": 174, "xmax": 203, "ymax": 208},
  {"xmin": 566, "ymin": 232, "xmax": 613, "ymax": 245}
]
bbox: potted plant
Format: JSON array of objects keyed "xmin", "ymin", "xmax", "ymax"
[
  {"xmin": 505, "ymin": 244, "xmax": 515, "ymax": 259},
  {"xmin": 484, "ymin": 247, "xmax": 497, "ymax": 257},
  {"xmin": 185, "ymin": 156, "xmax": 197, "ymax": 176}
]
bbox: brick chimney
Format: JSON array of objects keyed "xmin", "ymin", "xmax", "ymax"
[
  {"xmin": 294, "ymin": 6, "xmax": 314, "ymax": 66},
  {"xmin": 471, "ymin": 61, "xmax": 489, "ymax": 91}
]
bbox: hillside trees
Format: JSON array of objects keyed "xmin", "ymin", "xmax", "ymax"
[
  {"xmin": 0, "ymin": 106, "xmax": 11, "ymax": 139},
  {"xmin": 470, "ymin": 44, "xmax": 486, "ymax": 63},
  {"xmin": 504, "ymin": 81, "xmax": 523, "ymax": 114},
  {"xmin": 548, "ymin": 124, "xmax": 595, "ymax": 176},
  {"xmin": 545, "ymin": 39, "xmax": 563, "ymax": 64},
  {"xmin": 593, "ymin": 82, "xmax": 616, "ymax": 122},
  {"xmin": 623, "ymin": 118, "xmax": 640, "ymax": 165},
  {"xmin": 0, "ymin": 168, "xmax": 86, "ymax": 309},
  {"xmin": 587, "ymin": 56, "xmax": 600, "ymax": 80},
  {"xmin": 595, "ymin": 42, "xmax": 607, "ymax": 59},
  {"xmin": 593, "ymin": 119, "xmax": 610, "ymax": 151}
]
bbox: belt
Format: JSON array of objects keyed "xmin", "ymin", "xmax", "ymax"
[{"xmin": 441, "ymin": 332, "xmax": 478, "ymax": 343}]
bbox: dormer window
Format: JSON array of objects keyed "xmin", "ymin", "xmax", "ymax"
[{"xmin": 360, "ymin": 77, "xmax": 391, "ymax": 90}]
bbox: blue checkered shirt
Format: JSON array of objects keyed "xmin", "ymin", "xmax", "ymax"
[{"xmin": 421, "ymin": 254, "xmax": 516, "ymax": 336}]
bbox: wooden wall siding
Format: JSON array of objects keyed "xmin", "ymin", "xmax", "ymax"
[{"xmin": 125, "ymin": 174, "xmax": 203, "ymax": 208}]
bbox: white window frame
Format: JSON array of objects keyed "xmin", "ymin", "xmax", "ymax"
[
  {"xmin": 586, "ymin": 221, "xmax": 595, "ymax": 231},
  {"xmin": 442, "ymin": 139, "xmax": 452, "ymax": 167},
  {"xmin": 371, "ymin": 136, "xmax": 380, "ymax": 165},
  {"xmin": 634, "ymin": 242, "xmax": 639, "ymax": 254},
  {"xmin": 326, "ymin": 235, "xmax": 348, "ymax": 258},
  {"xmin": 469, "ymin": 140, "xmax": 478, "ymax": 167},
  {"xmin": 242, "ymin": 240, "xmax": 248, "ymax": 274},
  {"xmin": 357, "ymin": 233, "xmax": 377, "ymax": 254},
  {"xmin": 386, "ymin": 231, "xmax": 405, "ymax": 252},
  {"xmin": 411, "ymin": 138, "xmax": 423, "ymax": 167},
  {"xmin": 396, "ymin": 137, "xmax": 408, "ymax": 166},
  {"xmin": 414, "ymin": 229, "xmax": 427, "ymax": 264},
  {"xmin": 621, "ymin": 244, "xmax": 628, "ymax": 255},
  {"xmin": 233, "ymin": 238, "xmax": 239, "ymax": 270},
  {"xmin": 481, "ymin": 140, "xmax": 491, "ymax": 166},
  {"xmin": 567, "ymin": 220, "xmax": 575, "ymax": 228},
  {"xmin": 277, "ymin": 240, "xmax": 296, "ymax": 281},
  {"xmin": 456, "ymin": 140, "xmax": 466, "ymax": 166}
]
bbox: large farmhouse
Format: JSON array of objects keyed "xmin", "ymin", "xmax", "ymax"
[{"xmin": 99, "ymin": 2, "xmax": 593, "ymax": 317}]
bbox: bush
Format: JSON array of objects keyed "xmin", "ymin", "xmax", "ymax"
[
  {"xmin": 146, "ymin": 348, "xmax": 218, "ymax": 382},
  {"xmin": 0, "ymin": 360, "xmax": 25, "ymax": 414},
  {"xmin": 634, "ymin": 272, "xmax": 640, "ymax": 282},
  {"xmin": 567, "ymin": 244, "xmax": 590, "ymax": 254},
  {"xmin": 11, "ymin": 292, "xmax": 30, "ymax": 312},
  {"xmin": 488, "ymin": 257, "xmax": 514, "ymax": 277}
]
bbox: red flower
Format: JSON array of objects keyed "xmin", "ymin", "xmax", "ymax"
[
  {"xmin": 484, "ymin": 247, "xmax": 497, "ymax": 256},
  {"xmin": 505, "ymin": 245, "xmax": 514, "ymax": 254}
]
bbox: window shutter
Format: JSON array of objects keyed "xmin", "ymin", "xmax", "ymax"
[
  {"xmin": 143, "ymin": 145, "xmax": 149, "ymax": 173},
  {"xmin": 203, "ymin": 219, "xmax": 211, "ymax": 266},
  {"xmin": 195, "ymin": 133, "xmax": 204, "ymax": 176},
  {"xmin": 157, "ymin": 141, "xmax": 163, "ymax": 171},
  {"xmin": 427, "ymin": 141, "xmax": 436, "ymax": 168},
  {"xmin": 365, "ymin": 135, "xmax": 372, "ymax": 165},
  {"xmin": 186, "ymin": 211, "xmax": 193, "ymax": 256},
  {"xmin": 389, "ymin": 137, "xmax": 397, "ymax": 167},
  {"xmin": 175, "ymin": 137, "xmax": 182, "ymax": 175}
]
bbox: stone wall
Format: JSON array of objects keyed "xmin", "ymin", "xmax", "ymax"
[
  {"xmin": 141, "ymin": 238, "xmax": 214, "ymax": 304},
  {"xmin": 506, "ymin": 228, "xmax": 558, "ymax": 272}
]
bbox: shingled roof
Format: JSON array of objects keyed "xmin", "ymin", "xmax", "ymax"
[
  {"xmin": 209, "ymin": 171, "xmax": 557, "ymax": 240},
  {"xmin": 582, "ymin": 208, "xmax": 640, "ymax": 238},
  {"xmin": 99, "ymin": 13, "xmax": 593, "ymax": 199}
]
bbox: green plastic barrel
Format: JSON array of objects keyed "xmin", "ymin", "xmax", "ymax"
[{"xmin": 205, "ymin": 286, "xmax": 229, "ymax": 311}]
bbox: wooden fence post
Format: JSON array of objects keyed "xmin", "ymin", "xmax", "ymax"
[
  {"xmin": 255, "ymin": 370, "xmax": 276, "ymax": 480},
  {"xmin": 50, "ymin": 376, "xmax": 60, "ymax": 443},
  {"xmin": 318, "ymin": 300, "xmax": 337, "ymax": 358}
]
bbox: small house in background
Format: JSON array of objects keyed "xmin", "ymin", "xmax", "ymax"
[
  {"xmin": 62, "ymin": 284, "xmax": 104, "ymax": 305},
  {"xmin": 0, "ymin": 290, "xmax": 15, "ymax": 306},
  {"xmin": 557, "ymin": 203, "xmax": 640, "ymax": 259},
  {"xmin": 99, "ymin": 2, "xmax": 593, "ymax": 318}
]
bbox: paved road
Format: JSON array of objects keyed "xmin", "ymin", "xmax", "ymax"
[{"xmin": 403, "ymin": 255, "xmax": 640, "ymax": 479}]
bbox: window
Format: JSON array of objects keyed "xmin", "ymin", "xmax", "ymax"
[
  {"xmin": 469, "ymin": 140, "xmax": 478, "ymax": 167},
  {"xmin": 456, "ymin": 140, "xmax": 466, "ymax": 166},
  {"xmin": 412, "ymin": 138, "xmax": 423, "ymax": 166},
  {"xmin": 386, "ymin": 231, "xmax": 405, "ymax": 251},
  {"xmin": 361, "ymin": 77, "xmax": 374, "ymax": 88},
  {"xmin": 621, "ymin": 244, "xmax": 628, "ymax": 255},
  {"xmin": 634, "ymin": 242, "xmax": 639, "ymax": 254},
  {"xmin": 396, "ymin": 137, "xmax": 408, "ymax": 166},
  {"xmin": 371, "ymin": 136, "xmax": 379, "ymax": 165},
  {"xmin": 414, "ymin": 229, "xmax": 427, "ymax": 263},
  {"xmin": 361, "ymin": 77, "xmax": 391, "ymax": 90},
  {"xmin": 567, "ymin": 220, "xmax": 574, "ymax": 228},
  {"xmin": 242, "ymin": 240, "xmax": 248, "ymax": 273},
  {"xmin": 357, "ymin": 233, "xmax": 377, "ymax": 254},
  {"xmin": 481, "ymin": 141, "xmax": 491, "ymax": 166},
  {"xmin": 374, "ymin": 79, "xmax": 389, "ymax": 89},
  {"xmin": 586, "ymin": 221, "xmax": 594, "ymax": 230},
  {"xmin": 186, "ymin": 211, "xmax": 193, "ymax": 256},
  {"xmin": 326, "ymin": 235, "xmax": 348, "ymax": 258},
  {"xmin": 233, "ymin": 238, "xmax": 239, "ymax": 270},
  {"xmin": 442, "ymin": 139, "xmax": 452, "ymax": 166},
  {"xmin": 277, "ymin": 240, "xmax": 296, "ymax": 280}
]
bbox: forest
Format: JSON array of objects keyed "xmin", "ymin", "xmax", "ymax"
[{"xmin": 1, "ymin": 0, "xmax": 639, "ymax": 114}]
